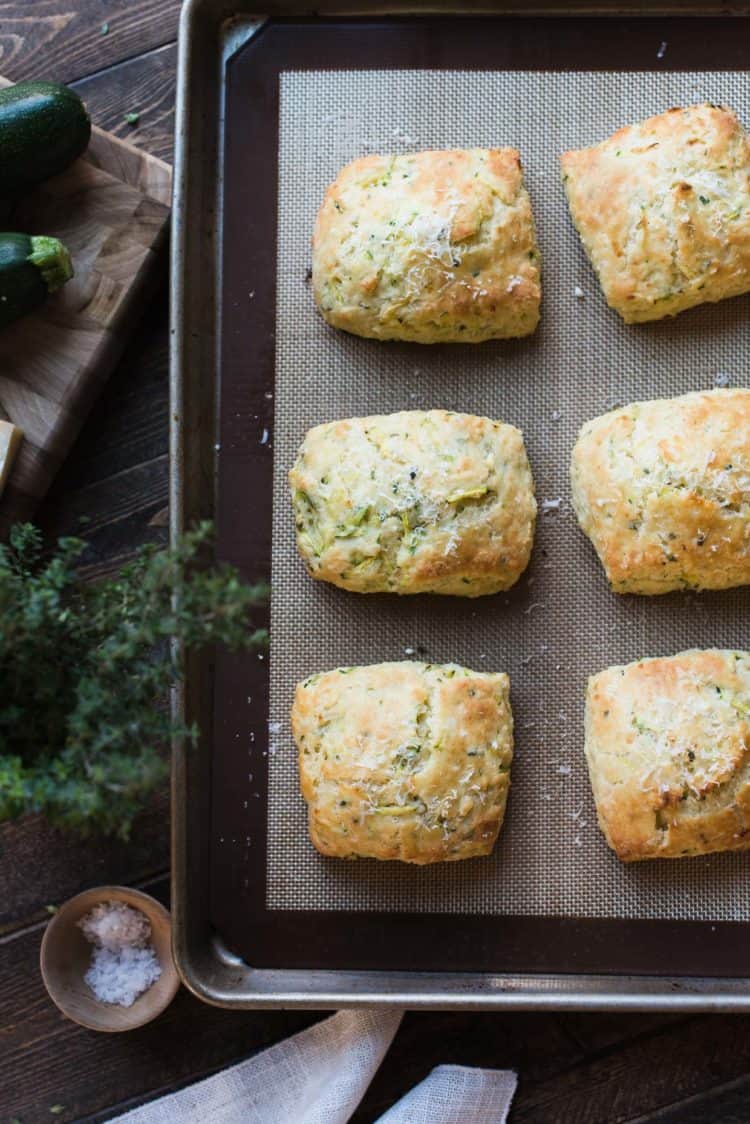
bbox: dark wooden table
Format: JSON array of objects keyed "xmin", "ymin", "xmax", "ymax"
[{"xmin": 2, "ymin": 5, "xmax": 750, "ymax": 1122}]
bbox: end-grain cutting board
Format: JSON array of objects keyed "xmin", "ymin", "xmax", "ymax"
[{"xmin": 0, "ymin": 76, "xmax": 172, "ymax": 537}]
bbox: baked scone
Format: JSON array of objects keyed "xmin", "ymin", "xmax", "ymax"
[
  {"xmin": 292, "ymin": 661, "xmax": 513, "ymax": 863},
  {"xmin": 571, "ymin": 389, "xmax": 750, "ymax": 595},
  {"xmin": 290, "ymin": 410, "xmax": 536, "ymax": 597},
  {"xmin": 561, "ymin": 104, "xmax": 750, "ymax": 323},
  {"xmin": 585, "ymin": 650, "xmax": 750, "ymax": 861},
  {"xmin": 312, "ymin": 148, "xmax": 541, "ymax": 342}
]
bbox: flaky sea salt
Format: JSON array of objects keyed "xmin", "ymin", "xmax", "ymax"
[
  {"xmin": 78, "ymin": 901, "xmax": 161, "ymax": 1008},
  {"xmin": 85, "ymin": 947, "xmax": 161, "ymax": 1007},
  {"xmin": 79, "ymin": 900, "xmax": 150, "ymax": 951}
]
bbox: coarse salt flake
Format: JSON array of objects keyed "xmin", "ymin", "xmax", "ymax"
[
  {"xmin": 573, "ymin": 285, "xmax": 585, "ymax": 299},
  {"xmin": 78, "ymin": 900, "xmax": 150, "ymax": 952},
  {"xmin": 524, "ymin": 602, "xmax": 545, "ymax": 616},
  {"xmin": 78, "ymin": 901, "xmax": 161, "ymax": 1008},
  {"xmin": 84, "ymin": 946, "xmax": 161, "ymax": 1008}
]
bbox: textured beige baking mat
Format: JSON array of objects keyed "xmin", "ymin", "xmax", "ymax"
[{"xmin": 268, "ymin": 70, "xmax": 750, "ymax": 920}]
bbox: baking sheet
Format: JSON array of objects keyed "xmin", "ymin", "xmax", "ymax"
[{"xmin": 268, "ymin": 68, "xmax": 750, "ymax": 922}]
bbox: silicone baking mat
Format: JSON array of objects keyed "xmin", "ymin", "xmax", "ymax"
[{"xmin": 267, "ymin": 67, "xmax": 750, "ymax": 922}]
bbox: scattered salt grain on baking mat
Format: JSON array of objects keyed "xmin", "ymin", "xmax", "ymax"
[
  {"xmin": 78, "ymin": 901, "xmax": 161, "ymax": 1007},
  {"xmin": 270, "ymin": 68, "xmax": 750, "ymax": 925}
]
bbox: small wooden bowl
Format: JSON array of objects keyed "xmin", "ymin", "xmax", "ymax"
[{"xmin": 40, "ymin": 886, "xmax": 180, "ymax": 1032}]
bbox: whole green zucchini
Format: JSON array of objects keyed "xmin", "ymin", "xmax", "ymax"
[
  {"xmin": 0, "ymin": 81, "xmax": 91, "ymax": 196},
  {"xmin": 0, "ymin": 233, "xmax": 73, "ymax": 327}
]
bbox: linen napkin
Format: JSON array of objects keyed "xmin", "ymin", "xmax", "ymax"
[{"xmin": 112, "ymin": 1010, "xmax": 517, "ymax": 1123}]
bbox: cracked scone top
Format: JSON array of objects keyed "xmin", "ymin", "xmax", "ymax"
[
  {"xmin": 289, "ymin": 410, "xmax": 536, "ymax": 597},
  {"xmin": 585, "ymin": 650, "xmax": 750, "ymax": 861},
  {"xmin": 312, "ymin": 148, "xmax": 541, "ymax": 342},
  {"xmin": 292, "ymin": 661, "xmax": 513, "ymax": 863},
  {"xmin": 571, "ymin": 389, "xmax": 750, "ymax": 595},
  {"xmin": 561, "ymin": 103, "xmax": 750, "ymax": 323}
]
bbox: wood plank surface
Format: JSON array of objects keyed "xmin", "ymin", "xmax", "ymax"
[
  {"xmin": 510, "ymin": 1014, "xmax": 750, "ymax": 1123},
  {"xmin": 0, "ymin": 879, "xmax": 322, "ymax": 1124},
  {"xmin": 0, "ymin": 790, "xmax": 170, "ymax": 934},
  {"xmin": 0, "ymin": 1, "xmax": 181, "ymax": 85},
  {"xmin": 73, "ymin": 45, "xmax": 177, "ymax": 164},
  {"xmin": 1, "ymin": 7, "xmax": 750, "ymax": 1124},
  {"xmin": 0, "ymin": 74, "xmax": 172, "ymax": 532}
]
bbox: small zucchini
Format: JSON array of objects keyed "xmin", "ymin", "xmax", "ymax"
[
  {"xmin": 0, "ymin": 81, "xmax": 91, "ymax": 196},
  {"xmin": 0, "ymin": 233, "xmax": 73, "ymax": 328}
]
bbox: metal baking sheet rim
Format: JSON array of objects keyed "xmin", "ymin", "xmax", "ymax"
[{"xmin": 169, "ymin": 0, "xmax": 750, "ymax": 1010}]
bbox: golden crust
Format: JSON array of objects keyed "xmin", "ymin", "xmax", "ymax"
[
  {"xmin": 290, "ymin": 410, "xmax": 536, "ymax": 597},
  {"xmin": 571, "ymin": 389, "xmax": 750, "ymax": 595},
  {"xmin": 585, "ymin": 650, "xmax": 750, "ymax": 861},
  {"xmin": 312, "ymin": 148, "xmax": 541, "ymax": 343},
  {"xmin": 292, "ymin": 661, "xmax": 513, "ymax": 863},
  {"xmin": 561, "ymin": 104, "xmax": 750, "ymax": 323}
]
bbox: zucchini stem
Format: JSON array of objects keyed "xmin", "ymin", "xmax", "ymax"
[{"xmin": 28, "ymin": 235, "xmax": 73, "ymax": 293}]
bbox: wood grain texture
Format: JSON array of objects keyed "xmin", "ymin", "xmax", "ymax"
[
  {"xmin": 0, "ymin": 75, "xmax": 172, "ymax": 534},
  {"xmin": 627, "ymin": 1074, "xmax": 750, "ymax": 1123},
  {"xmin": 0, "ymin": 789, "xmax": 170, "ymax": 934},
  {"xmin": 41, "ymin": 294, "xmax": 169, "ymax": 489},
  {"xmin": 509, "ymin": 1014, "xmax": 750, "ymax": 1123},
  {"xmin": 2, "ymin": 11, "xmax": 750, "ymax": 1124},
  {"xmin": 0, "ymin": 0, "xmax": 181, "ymax": 85},
  {"xmin": 73, "ymin": 44, "xmax": 178, "ymax": 164},
  {"xmin": 557, "ymin": 1010, "xmax": 685, "ymax": 1053},
  {"xmin": 1, "ymin": 890, "xmax": 321, "ymax": 1124},
  {"xmin": 0, "ymin": 417, "xmax": 22, "ymax": 489},
  {"xmin": 351, "ymin": 1010, "xmax": 584, "ymax": 1121}
]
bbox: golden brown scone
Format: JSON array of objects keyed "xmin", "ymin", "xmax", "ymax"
[
  {"xmin": 571, "ymin": 389, "xmax": 750, "ymax": 595},
  {"xmin": 561, "ymin": 104, "xmax": 750, "ymax": 323},
  {"xmin": 585, "ymin": 650, "xmax": 750, "ymax": 861},
  {"xmin": 292, "ymin": 661, "xmax": 513, "ymax": 863},
  {"xmin": 312, "ymin": 148, "xmax": 541, "ymax": 342},
  {"xmin": 290, "ymin": 410, "xmax": 536, "ymax": 597}
]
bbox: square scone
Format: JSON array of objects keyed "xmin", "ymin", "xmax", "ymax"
[
  {"xmin": 561, "ymin": 104, "xmax": 750, "ymax": 323},
  {"xmin": 290, "ymin": 410, "xmax": 536, "ymax": 598},
  {"xmin": 312, "ymin": 148, "xmax": 541, "ymax": 343},
  {"xmin": 292, "ymin": 661, "xmax": 513, "ymax": 863},
  {"xmin": 585, "ymin": 650, "xmax": 750, "ymax": 861},
  {"xmin": 571, "ymin": 389, "xmax": 750, "ymax": 595}
]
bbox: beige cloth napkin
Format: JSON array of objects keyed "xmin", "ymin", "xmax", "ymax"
[{"xmin": 112, "ymin": 1010, "xmax": 517, "ymax": 1123}]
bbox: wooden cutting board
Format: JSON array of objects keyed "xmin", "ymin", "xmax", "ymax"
[{"xmin": 0, "ymin": 76, "xmax": 172, "ymax": 537}]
